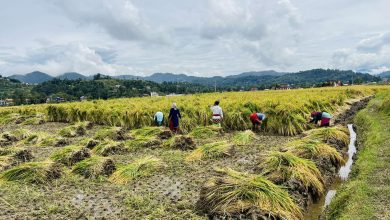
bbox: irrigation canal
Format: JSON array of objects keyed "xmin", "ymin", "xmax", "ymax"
[{"xmin": 304, "ymin": 124, "xmax": 357, "ymax": 220}]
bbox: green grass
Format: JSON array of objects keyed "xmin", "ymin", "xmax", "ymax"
[
  {"xmin": 185, "ymin": 141, "xmax": 234, "ymax": 162},
  {"xmin": 261, "ymin": 151, "xmax": 324, "ymax": 197},
  {"xmin": 109, "ymin": 156, "xmax": 164, "ymax": 184},
  {"xmin": 0, "ymin": 161, "xmax": 61, "ymax": 184},
  {"xmin": 199, "ymin": 167, "xmax": 302, "ymax": 219},
  {"xmin": 92, "ymin": 140, "xmax": 128, "ymax": 156},
  {"xmin": 326, "ymin": 92, "xmax": 390, "ymax": 219}
]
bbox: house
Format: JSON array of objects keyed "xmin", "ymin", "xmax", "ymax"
[
  {"xmin": 5, "ymin": 99, "xmax": 14, "ymax": 105},
  {"xmin": 0, "ymin": 100, "xmax": 6, "ymax": 106},
  {"xmin": 276, "ymin": 84, "xmax": 291, "ymax": 90},
  {"xmin": 150, "ymin": 92, "xmax": 159, "ymax": 97},
  {"xmin": 80, "ymin": 96, "xmax": 87, "ymax": 102},
  {"xmin": 56, "ymin": 97, "xmax": 65, "ymax": 103}
]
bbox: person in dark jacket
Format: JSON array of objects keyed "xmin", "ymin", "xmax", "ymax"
[
  {"xmin": 168, "ymin": 103, "xmax": 181, "ymax": 132},
  {"xmin": 310, "ymin": 111, "xmax": 332, "ymax": 127}
]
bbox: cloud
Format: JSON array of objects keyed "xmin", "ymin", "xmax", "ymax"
[
  {"xmin": 356, "ymin": 32, "xmax": 390, "ymax": 52},
  {"xmin": 51, "ymin": 0, "xmax": 166, "ymax": 42},
  {"xmin": 0, "ymin": 43, "xmax": 132, "ymax": 76},
  {"xmin": 332, "ymin": 32, "xmax": 390, "ymax": 73}
]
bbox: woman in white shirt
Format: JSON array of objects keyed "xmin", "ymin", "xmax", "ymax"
[{"xmin": 210, "ymin": 100, "xmax": 223, "ymax": 127}]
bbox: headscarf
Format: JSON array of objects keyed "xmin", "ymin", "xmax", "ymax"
[{"xmin": 172, "ymin": 102, "xmax": 177, "ymax": 109}]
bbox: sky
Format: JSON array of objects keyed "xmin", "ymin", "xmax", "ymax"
[{"xmin": 0, "ymin": 0, "xmax": 390, "ymax": 77}]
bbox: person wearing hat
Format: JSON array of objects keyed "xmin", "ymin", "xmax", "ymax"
[{"xmin": 168, "ymin": 103, "xmax": 181, "ymax": 132}]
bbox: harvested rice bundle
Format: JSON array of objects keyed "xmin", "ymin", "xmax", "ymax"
[
  {"xmin": 51, "ymin": 145, "xmax": 90, "ymax": 166},
  {"xmin": 109, "ymin": 156, "xmax": 164, "ymax": 184},
  {"xmin": 261, "ymin": 151, "xmax": 325, "ymax": 198},
  {"xmin": 72, "ymin": 156, "xmax": 116, "ymax": 178},
  {"xmin": 198, "ymin": 168, "xmax": 302, "ymax": 220},
  {"xmin": 0, "ymin": 161, "xmax": 62, "ymax": 184},
  {"xmin": 186, "ymin": 141, "xmax": 234, "ymax": 162}
]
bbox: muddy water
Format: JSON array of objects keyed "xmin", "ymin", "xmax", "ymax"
[{"xmin": 304, "ymin": 124, "xmax": 357, "ymax": 220}]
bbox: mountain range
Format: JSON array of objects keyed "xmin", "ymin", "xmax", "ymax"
[{"xmin": 8, "ymin": 69, "xmax": 382, "ymax": 87}]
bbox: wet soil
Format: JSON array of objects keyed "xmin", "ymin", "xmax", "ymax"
[
  {"xmin": 333, "ymin": 96, "xmax": 372, "ymax": 125},
  {"xmin": 0, "ymin": 97, "xmax": 369, "ymax": 219},
  {"xmin": 0, "ymin": 118, "xmax": 293, "ymax": 219}
]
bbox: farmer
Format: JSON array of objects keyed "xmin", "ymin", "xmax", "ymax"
[
  {"xmin": 310, "ymin": 111, "xmax": 332, "ymax": 127},
  {"xmin": 154, "ymin": 111, "xmax": 164, "ymax": 126},
  {"xmin": 210, "ymin": 100, "xmax": 223, "ymax": 127},
  {"xmin": 250, "ymin": 112, "xmax": 266, "ymax": 131},
  {"xmin": 168, "ymin": 103, "xmax": 181, "ymax": 132}
]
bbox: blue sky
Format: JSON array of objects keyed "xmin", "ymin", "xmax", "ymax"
[{"xmin": 0, "ymin": 0, "xmax": 389, "ymax": 76}]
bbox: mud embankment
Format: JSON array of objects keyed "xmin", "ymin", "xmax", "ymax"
[
  {"xmin": 303, "ymin": 97, "xmax": 371, "ymax": 220},
  {"xmin": 333, "ymin": 96, "xmax": 372, "ymax": 125}
]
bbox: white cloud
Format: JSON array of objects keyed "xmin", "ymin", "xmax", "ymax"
[
  {"xmin": 1, "ymin": 0, "xmax": 390, "ymax": 75},
  {"xmin": 332, "ymin": 32, "xmax": 390, "ymax": 73},
  {"xmin": 0, "ymin": 43, "xmax": 133, "ymax": 76},
  {"xmin": 51, "ymin": 0, "xmax": 167, "ymax": 42}
]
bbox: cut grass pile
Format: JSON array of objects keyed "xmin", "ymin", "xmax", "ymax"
[
  {"xmin": 0, "ymin": 161, "xmax": 61, "ymax": 184},
  {"xmin": 189, "ymin": 126, "xmax": 221, "ymax": 139},
  {"xmin": 92, "ymin": 140, "xmax": 128, "ymax": 156},
  {"xmin": 0, "ymin": 156, "xmax": 14, "ymax": 171},
  {"xmin": 109, "ymin": 156, "xmax": 164, "ymax": 184},
  {"xmin": 130, "ymin": 126, "xmax": 162, "ymax": 138},
  {"xmin": 232, "ymin": 130, "xmax": 256, "ymax": 145},
  {"xmin": 72, "ymin": 156, "xmax": 116, "ymax": 178},
  {"xmin": 94, "ymin": 126, "xmax": 131, "ymax": 141},
  {"xmin": 303, "ymin": 125, "xmax": 349, "ymax": 149},
  {"xmin": 261, "ymin": 151, "xmax": 324, "ymax": 197},
  {"xmin": 185, "ymin": 141, "xmax": 234, "ymax": 162},
  {"xmin": 50, "ymin": 145, "xmax": 90, "ymax": 166},
  {"xmin": 59, "ymin": 122, "xmax": 87, "ymax": 137},
  {"xmin": 286, "ymin": 139, "xmax": 345, "ymax": 168},
  {"xmin": 199, "ymin": 168, "xmax": 302, "ymax": 220}
]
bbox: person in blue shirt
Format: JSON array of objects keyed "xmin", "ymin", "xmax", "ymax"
[
  {"xmin": 250, "ymin": 112, "xmax": 266, "ymax": 131},
  {"xmin": 154, "ymin": 111, "xmax": 164, "ymax": 126}
]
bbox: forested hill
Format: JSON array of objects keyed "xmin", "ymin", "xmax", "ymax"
[
  {"xmin": 7, "ymin": 69, "xmax": 381, "ymax": 87},
  {"xmin": 32, "ymin": 77, "xmax": 214, "ymax": 101},
  {"xmin": 0, "ymin": 75, "xmax": 32, "ymax": 100}
]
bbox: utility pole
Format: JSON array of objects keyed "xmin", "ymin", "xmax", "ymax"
[{"xmin": 214, "ymin": 81, "xmax": 217, "ymax": 92}]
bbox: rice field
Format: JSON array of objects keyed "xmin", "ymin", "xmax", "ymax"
[{"xmin": 0, "ymin": 86, "xmax": 388, "ymax": 219}]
